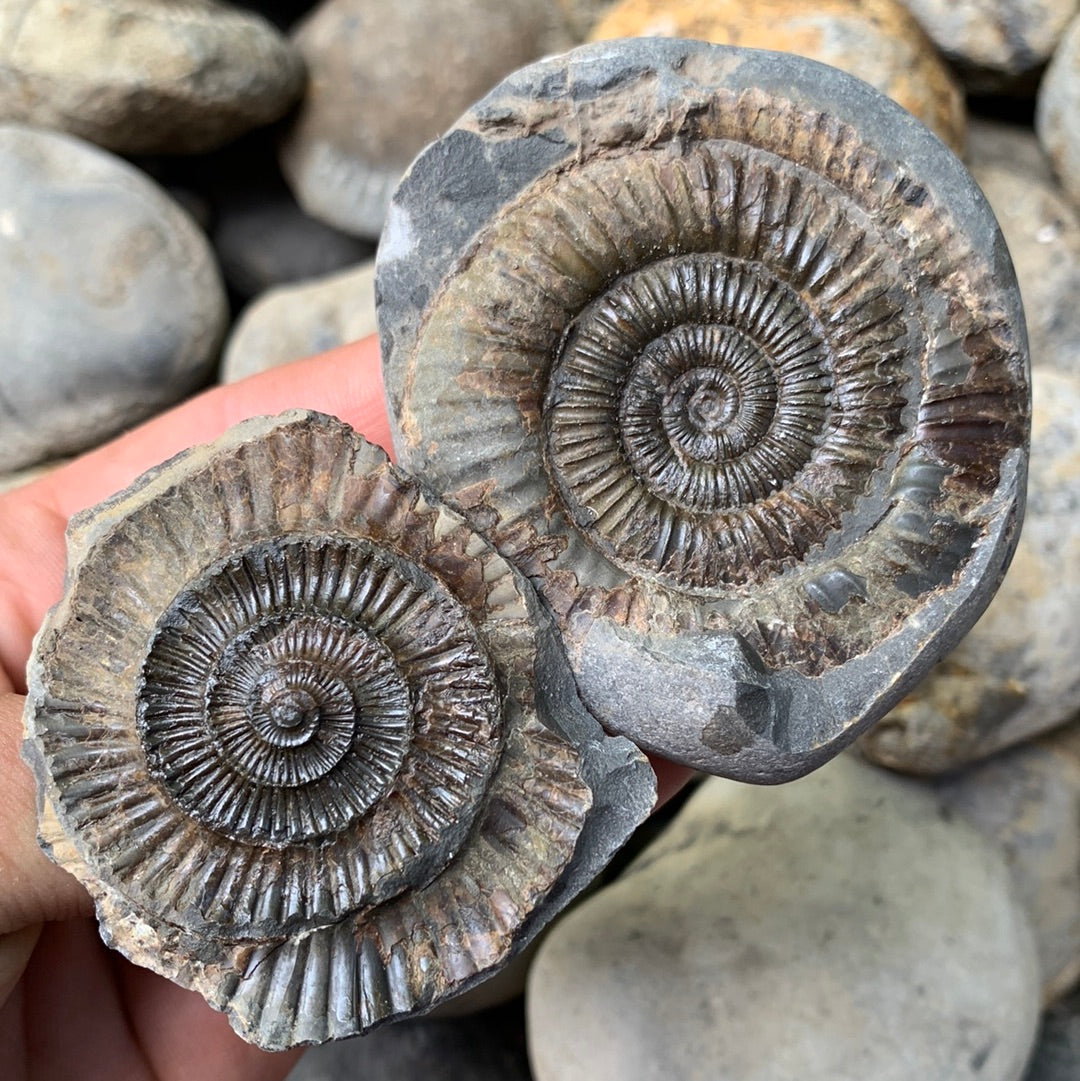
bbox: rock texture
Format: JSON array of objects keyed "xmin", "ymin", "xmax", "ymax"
[
  {"xmin": 934, "ymin": 723, "xmax": 1080, "ymax": 1003},
  {"xmin": 0, "ymin": 0, "xmax": 305, "ymax": 155},
  {"xmin": 902, "ymin": 0, "xmax": 1080, "ymax": 92},
  {"xmin": 527, "ymin": 755, "xmax": 1040, "ymax": 1081},
  {"xmin": 0, "ymin": 123, "xmax": 227, "ymax": 472},
  {"xmin": 861, "ymin": 368, "xmax": 1080, "ymax": 774},
  {"xmin": 966, "ymin": 120, "xmax": 1080, "ymax": 372},
  {"xmin": 1037, "ymin": 13, "xmax": 1080, "ymax": 209},
  {"xmin": 589, "ymin": 0, "xmax": 966, "ymax": 152},
  {"xmin": 279, "ymin": 0, "xmax": 569, "ymax": 239},
  {"xmin": 221, "ymin": 260, "xmax": 376, "ymax": 382}
]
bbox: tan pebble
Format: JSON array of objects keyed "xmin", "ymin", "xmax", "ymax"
[{"xmin": 589, "ymin": 0, "xmax": 965, "ymax": 152}]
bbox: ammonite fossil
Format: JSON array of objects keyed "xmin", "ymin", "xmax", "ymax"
[
  {"xmin": 22, "ymin": 411, "xmax": 655, "ymax": 1050},
  {"xmin": 378, "ymin": 39, "xmax": 1030, "ymax": 782}
]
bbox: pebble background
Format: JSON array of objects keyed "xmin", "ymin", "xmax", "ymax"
[{"xmin": 2, "ymin": 1, "xmax": 1080, "ymax": 1078}]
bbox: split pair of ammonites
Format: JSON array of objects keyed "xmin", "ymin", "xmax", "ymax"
[{"xmin": 24, "ymin": 39, "xmax": 1029, "ymax": 1049}]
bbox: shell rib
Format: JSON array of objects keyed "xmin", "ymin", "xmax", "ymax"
[
  {"xmin": 22, "ymin": 411, "xmax": 655, "ymax": 1049},
  {"xmin": 378, "ymin": 39, "xmax": 1030, "ymax": 782}
]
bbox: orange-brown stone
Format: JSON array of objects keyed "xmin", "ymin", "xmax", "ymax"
[{"xmin": 589, "ymin": 0, "xmax": 965, "ymax": 152}]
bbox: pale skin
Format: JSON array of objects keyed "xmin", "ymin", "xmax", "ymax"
[{"xmin": 0, "ymin": 337, "xmax": 690, "ymax": 1080}]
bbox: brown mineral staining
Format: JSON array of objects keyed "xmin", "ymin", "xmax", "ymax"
[{"xmin": 589, "ymin": 0, "xmax": 966, "ymax": 152}]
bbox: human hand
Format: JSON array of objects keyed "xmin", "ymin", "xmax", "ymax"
[{"xmin": 0, "ymin": 335, "xmax": 690, "ymax": 1079}]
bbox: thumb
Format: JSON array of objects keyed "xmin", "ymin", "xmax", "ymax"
[{"xmin": 0, "ymin": 691, "xmax": 91, "ymax": 941}]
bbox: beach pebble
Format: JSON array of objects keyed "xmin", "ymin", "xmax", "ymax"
[
  {"xmin": 212, "ymin": 188, "xmax": 372, "ymax": 299},
  {"xmin": 527, "ymin": 755, "xmax": 1040, "ymax": 1081},
  {"xmin": 1037, "ymin": 13, "xmax": 1080, "ymax": 209},
  {"xmin": 965, "ymin": 120, "xmax": 1080, "ymax": 373},
  {"xmin": 589, "ymin": 0, "xmax": 966, "ymax": 151},
  {"xmin": 220, "ymin": 260, "xmax": 375, "ymax": 382},
  {"xmin": 0, "ymin": 124, "xmax": 227, "ymax": 471},
  {"xmin": 859, "ymin": 369, "xmax": 1080, "ymax": 774},
  {"xmin": 934, "ymin": 723, "xmax": 1080, "ymax": 1003},
  {"xmin": 901, "ymin": 0, "xmax": 1079, "ymax": 92},
  {"xmin": 279, "ymin": 0, "xmax": 569, "ymax": 239},
  {"xmin": 0, "ymin": 0, "xmax": 305, "ymax": 154}
]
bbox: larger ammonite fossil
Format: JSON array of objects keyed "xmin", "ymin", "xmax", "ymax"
[
  {"xmin": 378, "ymin": 38, "xmax": 1030, "ymax": 782},
  {"xmin": 22, "ymin": 411, "xmax": 655, "ymax": 1050}
]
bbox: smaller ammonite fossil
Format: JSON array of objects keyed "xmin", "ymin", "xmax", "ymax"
[
  {"xmin": 378, "ymin": 38, "xmax": 1031, "ymax": 782},
  {"xmin": 22, "ymin": 411, "xmax": 655, "ymax": 1050}
]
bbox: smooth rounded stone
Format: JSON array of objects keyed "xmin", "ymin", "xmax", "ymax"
[
  {"xmin": 212, "ymin": 188, "xmax": 373, "ymax": 298},
  {"xmin": 221, "ymin": 260, "xmax": 376, "ymax": 382},
  {"xmin": 286, "ymin": 1000, "xmax": 530, "ymax": 1081},
  {"xmin": 860, "ymin": 368, "xmax": 1080, "ymax": 775},
  {"xmin": 279, "ymin": 0, "xmax": 571, "ymax": 239},
  {"xmin": 965, "ymin": 120, "xmax": 1080, "ymax": 372},
  {"xmin": 527, "ymin": 754, "xmax": 1040, "ymax": 1081},
  {"xmin": 932, "ymin": 723, "xmax": 1080, "ymax": 1003},
  {"xmin": 901, "ymin": 0, "xmax": 1079, "ymax": 92},
  {"xmin": 0, "ymin": 124, "xmax": 227, "ymax": 472},
  {"xmin": 967, "ymin": 118, "xmax": 1059, "ymax": 181},
  {"xmin": 0, "ymin": 0, "xmax": 305, "ymax": 155},
  {"xmin": 589, "ymin": 0, "xmax": 966, "ymax": 152},
  {"xmin": 1023, "ymin": 986, "xmax": 1080, "ymax": 1080},
  {"xmin": 1037, "ymin": 14, "xmax": 1080, "ymax": 209}
]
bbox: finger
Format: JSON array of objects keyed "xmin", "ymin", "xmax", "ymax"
[
  {"xmin": 0, "ymin": 692, "xmax": 91, "ymax": 939},
  {"xmin": 648, "ymin": 755, "xmax": 696, "ymax": 807},
  {"xmin": 0, "ymin": 336, "xmax": 385, "ymax": 693},
  {"xmin": 13, "ymin": 919, "xmax": 301, "ymax": 1081}
]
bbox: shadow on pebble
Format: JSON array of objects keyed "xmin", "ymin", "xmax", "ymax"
[{"xmin": 285, "ymin": 998, "xmax": 531, "ymax": 1081}]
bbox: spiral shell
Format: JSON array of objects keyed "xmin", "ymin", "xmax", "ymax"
[
  {"xmin": 23, "ymin": 412, "xmax": 655, "ymax": 1049},
  {"xmin": 378, "ymin": 39, "xmax": 1030, "ymax": 782}
]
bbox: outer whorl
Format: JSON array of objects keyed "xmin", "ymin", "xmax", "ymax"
[
  {"xmin": 22, "ymin": 412, "xmax": 655, "ymax": 1049},
  {"xmin": 378, "ymin": 39, "xmax": 1030, "ymax": 782}
]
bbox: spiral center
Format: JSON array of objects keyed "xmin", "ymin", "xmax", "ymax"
[
  {"xmin": 685, "ymin": 382, "xmax": 737, "ymax": 433},
  {"xmin": 268, "ymin": 688, "xmax": 317, "ymax": 730}
]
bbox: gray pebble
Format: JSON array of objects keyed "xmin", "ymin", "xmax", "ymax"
[
  {"xmin": 212, "ymin": 189, "xmax": 372, "ymax": 298},
  {"xmin": 933, "ymin": 724, "xmax": 1080, "ymax": 1003},
  {"xmin": 0, "ymin": 124, "xmax": 227, "ymax": 471},
  {"xmin": 1038, "ymin": 13, "xmax": 1080, "ymax": 210},
  {"xmin": 965, "ymin": 120, "xmax": 1080, "ymax": 373},
  {"xmin": 527, "ymin": 754, "xmax": 1040, "ymax": 1081},
  {"xmin": 0, "ymin": 0, "xmax": 305, "ymax": 154},
  {"xmin": 279, "ymin": 0, "xmax": 571, "ymax": 239},
  {"xmin": 220, "ymin": 260, "xmax": 376, "ymax": 382},
  {"xmin": 901, "ymin": 0, "xmax": 1080, "ymax": 91}
]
